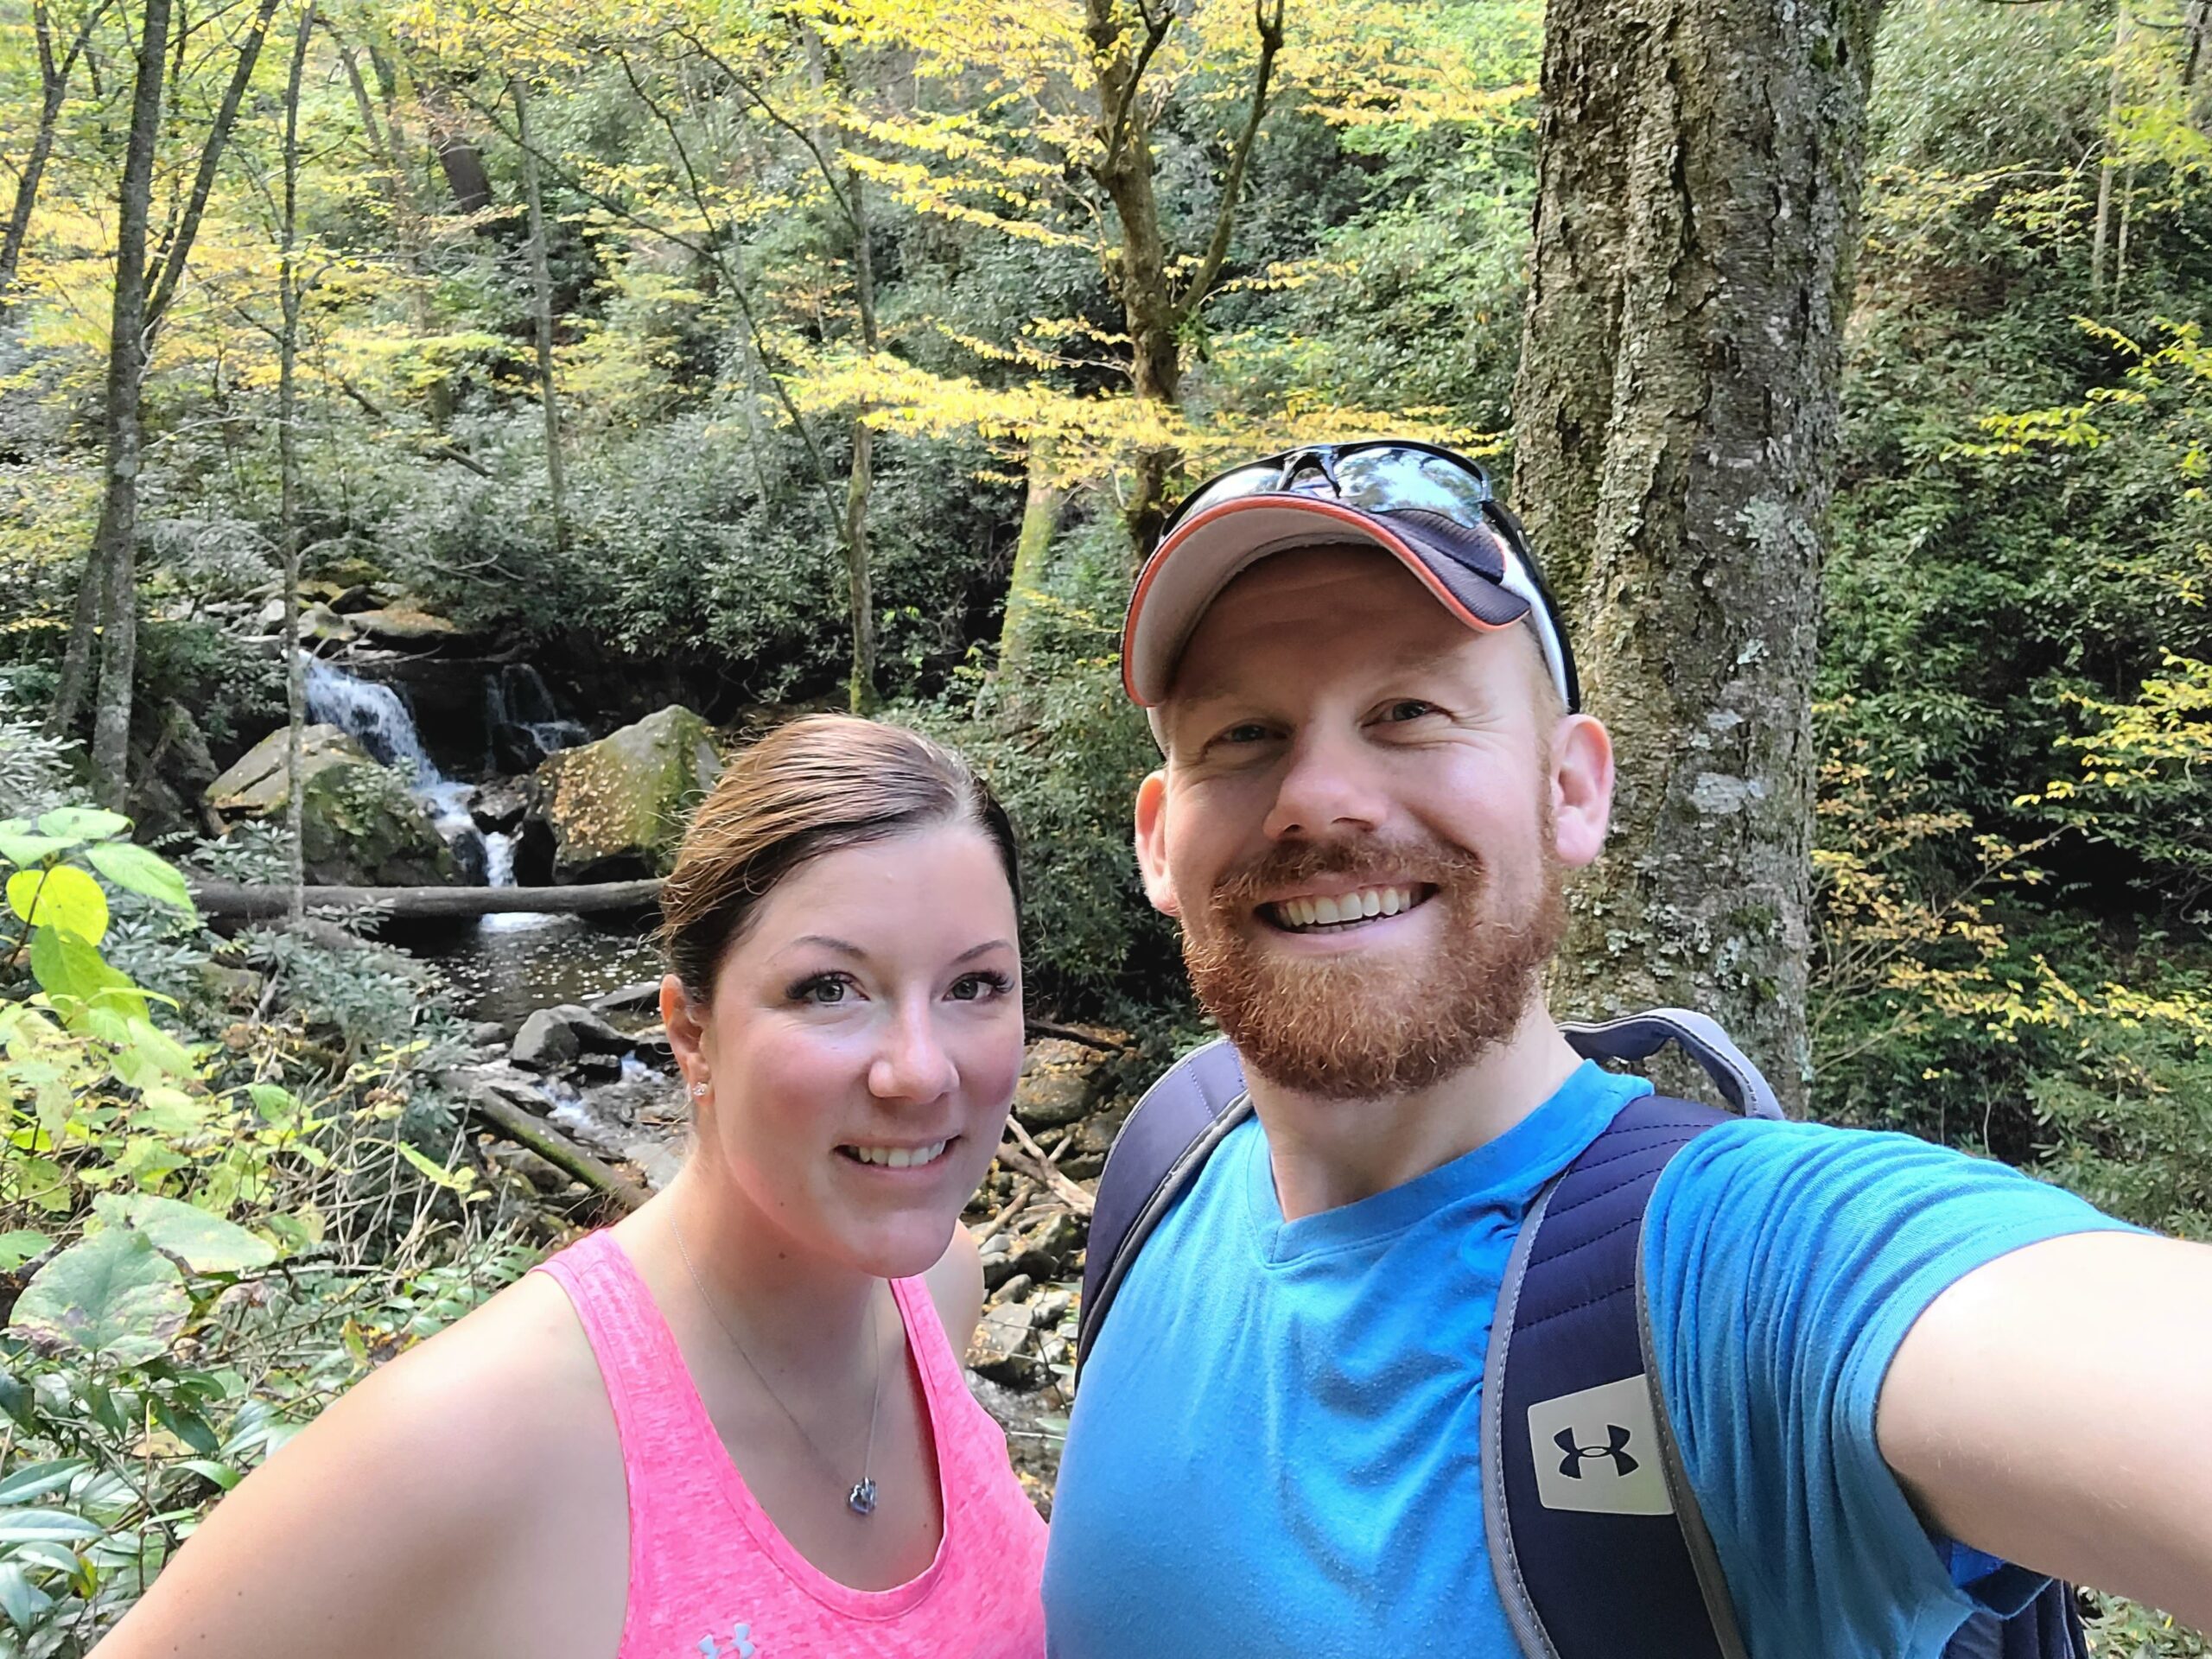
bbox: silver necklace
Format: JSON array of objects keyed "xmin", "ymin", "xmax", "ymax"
[{"xmin": 668, "ymin": 1215, "xmax": 884, "ymax": 1517}]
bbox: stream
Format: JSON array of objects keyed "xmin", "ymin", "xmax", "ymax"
[{"xmin": 302, "ymin": 655, "xmax": 661, "ymax": 1025}]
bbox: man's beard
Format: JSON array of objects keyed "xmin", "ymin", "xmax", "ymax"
[{"xmin": 1179, "ymin": 830, "xmax": 1567, "ymax": 1100}]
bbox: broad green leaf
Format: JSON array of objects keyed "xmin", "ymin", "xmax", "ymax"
[
  {"xmin": 11, "ymin": 1158, "xmax": 72, "ymax": 1215},
  {"xmin": 152, "ymin": 1397, "xmax": 220, "ymax": 1456},
  {"xmin": 7, "ymin": 864, "xmax": 108, "ymax": 944},
  {"xmin": 0, "ymin": 1231, "xmax": 51, "ymax": 1271},
  {"xmin": 86, "ymin": 842, "xmax": 196, "ymax": 916},
  {"xmin": 27, "ymin": 928, "xmax": 143, "ymax": 1021},
  {"xmin": 0, "ymin": 832, "xmax": 69, "ymax": 868},
  {"xmin": 0, "ymin": 1459, "xmax": 90, "ymax": 1506},
  {"xmin": 110, "ymin": 1017, "xmax": 193, "ymax": 1086},
  {"xmin": 247, "ymin": 1083, "xmax": 296, "ymax": 1122},
  {"xmin": 132, "ymin": 1086, "xmax": 204, "ymax": 1135},
  {"xmin": 10, "ymin": 1228, "xmax": 188, "ymax": 1364},
  {"xmin": 178, "ymin": 1459, "xmax": 242, "ymax": 1491},
  {"xmin": 396, "ymin": 1141, "xmax": 476, "ymax": 1192},
  {"xmin": 0, "ymin": 1509, "xmax": 102, "ymax": 1545},
  {"xmin": 92, "ymin": 1195, "xmax": 274, "ymax": 1274},
  {"xmin": 0, "ymin": 1560, "xmax": 53, "ymax": 1634},
  {"xmin": 35, "ymin": 808, "xmax": 129, "ymax": 843}
]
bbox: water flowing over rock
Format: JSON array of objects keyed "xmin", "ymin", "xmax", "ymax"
[
  {"xmin": 203, "ymin": 725, "xmax": 454, "ymax": 887},
  {"xmin": 526, "ymin": 704, "xmax": 721, "ymax": 880},
  {"xmin": 304, "ymin": 658, "xmax": 488, "ymax": 882}
]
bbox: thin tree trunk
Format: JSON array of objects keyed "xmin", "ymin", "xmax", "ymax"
[
  {"xmin": 81, "ymin": 0, "xmax": 173, "ymax": 805},
  {"xmin": 842, "ymin": 162, "xmax": 878, "ymax": 714},
  {"xmin": 85, "ymin": 0, "xmax": 281, "ymax": 804},
  {"xmin": 513, "ymin": 77, "xmax": 566, "ymax": 555},
  {"xmin": 1510, "ymin": 0, "xmax": 1885, "ymax": 1116},
  {"xmin": 280, "ymin": 1, "xmax": 315, "ymax": 925},
  {"xmin": 0, "ymin": 0, "xmax": 104, "ymax": 311},
  {"xmin": 997, "ymin": 435, "xmax": 1064, "ymax": 688},
  {"xmin": 2091, "ymin": 7, "xmax": 2128, "ymax": 299}
]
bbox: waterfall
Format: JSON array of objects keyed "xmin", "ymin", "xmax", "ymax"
[
  {"xmin": 485, "ymin": 663, "xmax": 587, "ymax": 772},
  {"xmin": 302, "ymin": 657, "xmax": 488, "ymax": 883}
]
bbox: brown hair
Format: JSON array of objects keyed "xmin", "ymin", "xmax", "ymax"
[{"xmin": 658, "ymin": 714, "xmax": 1021, "ymax": 1001}]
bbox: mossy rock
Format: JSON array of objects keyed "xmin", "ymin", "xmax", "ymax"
[
  {"xmin": 205, "ymin": 724, "xmax": 453, "ymax": 886},
  {"xmin": 527, "ymin": 705, "xmax": 721, "ymax": 880}
]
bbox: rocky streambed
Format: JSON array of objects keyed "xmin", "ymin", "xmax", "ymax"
[{"xmin": 441, "ymin": 992, "xmax": 1133, "ymax": 1512}]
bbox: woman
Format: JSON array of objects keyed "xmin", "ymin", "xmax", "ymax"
[{"xmin": 99, "ymin": 715, "xmax": 1047, "ymax": 1658}]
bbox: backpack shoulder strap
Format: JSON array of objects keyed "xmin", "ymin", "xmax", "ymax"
[
  {"xmin": 1483, "ymin": 1091, "xmax": 1748, "ymax": 1659},
  {"xmin": 1075, "ymin": 1037, "xmax": 1250, "ymax": 1371}
]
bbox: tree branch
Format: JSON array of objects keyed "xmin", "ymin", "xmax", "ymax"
[
  {"xmin": 1171, "ymin": 0, "xmax": 1283, "ymax": 325},
  {"xmin": 143, "ymin": 0, "xmax": 281, "ymax": 327},
  {"xmin": 671, "ymin": 27, "xmax": 860, "ymax": 234}
]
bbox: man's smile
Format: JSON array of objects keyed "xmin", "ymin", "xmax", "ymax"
[{"xmin": 1260, "ymin": 882, "xmax": 1438, "ymax": 932}]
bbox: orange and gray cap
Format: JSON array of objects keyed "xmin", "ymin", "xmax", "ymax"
[{"xmin": 1122, "ymin": 442, "xmax": 1579, "ymax": 727}]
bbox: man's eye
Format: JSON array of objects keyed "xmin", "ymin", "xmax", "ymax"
[
  {"xmin": 789, "ymin": 973, "xmax": 857, "ymax": 1006},
  {"xmin": 1216, "ymin": 721, "xmax": 1271, "ymax": 746},
  {"xmin": 1382, "ymin": 700, "xmax": 1438, "ymax": 723}
]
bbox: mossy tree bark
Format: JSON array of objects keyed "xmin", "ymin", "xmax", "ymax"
[{"xmin": 1510, "ymin": 0, "xmax": 1884, "ymax": 1114}]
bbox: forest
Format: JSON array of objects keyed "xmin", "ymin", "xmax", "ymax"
[{"xmin": 2, "ymin": 0, "xmax": 2210, "ymax": 1649}]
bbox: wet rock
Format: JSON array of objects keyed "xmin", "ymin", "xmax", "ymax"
[
  {"xmin": 991, "ymin": 1274, "xmax": 1035, "ymax": 1306},
  {"xmin": 1030, "ymin": 1289, "xmax": 1074, "ymax": 1327},
  {"xmin": 588, "ymin": 980, "xmax": 664, "ymax": 1014},
  {"xmin": 967, "ymin": 1300, "xmax": 1044, "ymax": 1389},
  {"xmin": 1008, "ymin": 1210, "xmax": 1084, "ymax": 1281},
  {"xmin": 1059, "ymin": 1098, "xmax": 1133, "ymax": 1182},
  {"xmin": 526, "ymin": 704, "xmax": 721, "ymax": 880},
  {"xmin": 469, "ymin": 1020, "xmax": 513, "ymax": 1047},
  {"xmin": 1014, "ymin": 1039, "xmax": 1110, "ymax": 1129},
  {"xmin": 512, "ymin": 1003, "xmax": 631, "ymax": 1071},
  {"xmin": 469, "ymin": 778, "xmax": 529, "ymax": 833},
  {"xmin": 204, "ymin": 724, "xmax": 452, "ymax": 887},
  {"xmin": 349, "ymin": 601, "xmax": 467, "ymax": 647}
]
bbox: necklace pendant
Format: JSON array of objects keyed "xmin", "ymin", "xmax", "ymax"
[{"xmin": 847, "ymin": 1478, "xmax": 878, "ymax": 1516}]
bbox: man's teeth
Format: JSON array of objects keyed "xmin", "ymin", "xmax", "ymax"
[
  {"xmin": 1274, "ymin": 886, "xmax": 1419, "ymax": 930},
  {"xmin": 844, "ymin": 1141, "xmax": 949, "ymax": 1169}
]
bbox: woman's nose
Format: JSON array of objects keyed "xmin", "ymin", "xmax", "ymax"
[{"xmin": 868, "ymin": 1008, "xmax": 959, "ymax": 1103}]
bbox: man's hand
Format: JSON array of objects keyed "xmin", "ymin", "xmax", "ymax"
[{"xmin": 1878, "ymin": 1230, "xmax": 2212, "ymax": 1629}]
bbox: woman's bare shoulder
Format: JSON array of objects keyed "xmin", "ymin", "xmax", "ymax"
[{"xmin": 95, "ymin": 1265, "xmax": 627, "ymax": 1659}]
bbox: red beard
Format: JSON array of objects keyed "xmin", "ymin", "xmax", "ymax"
[{"xmin": 1179, "ymin": 830, "xmax": 1566, "ymax": 1100}]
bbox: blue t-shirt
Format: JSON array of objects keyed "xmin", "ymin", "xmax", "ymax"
[{"xmin": 1042, "ymin": 1061, "xmax": 2132, "ymax": 1658}]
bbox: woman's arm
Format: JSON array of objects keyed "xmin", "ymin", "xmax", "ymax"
[
  {"xmin": 924, "ymin": 1221, "xmax": 987, "ymax": 1347},
  {"xmin": 94, "ymin": 1275, "xmax": 625, "ymax": 1659}
]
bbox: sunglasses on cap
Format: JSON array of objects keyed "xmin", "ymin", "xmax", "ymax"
[{"xmin": 1126, "ymin": 439, "xmax": 1580, "ymax": 714}]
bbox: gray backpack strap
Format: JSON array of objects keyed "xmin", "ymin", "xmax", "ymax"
[{"xmin": 1561, "ymin": 1008, "xmax": 1785, "ymax": 1121}]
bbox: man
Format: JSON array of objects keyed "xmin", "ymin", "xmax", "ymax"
[{"xmin": 1040, "ymin": 440, "xmax": 2212, "ymax": 1656}]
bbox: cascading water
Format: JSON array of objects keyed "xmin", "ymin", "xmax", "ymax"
[
  {"xmin": 486, "ymin": 663, "xmax": 588, "ymax": 774},
  {"xmin": 303, "ymin": 657, "xmax": 495, "ymax": 884}
]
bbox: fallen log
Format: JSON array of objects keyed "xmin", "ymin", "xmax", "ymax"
[
  {"xmin": 467, "ymin": 1091, "xmax": 651, "ymax": 1213},
  {"xmin": 188, "ymin": 878, "xmax": 663, "ymax": 921}
]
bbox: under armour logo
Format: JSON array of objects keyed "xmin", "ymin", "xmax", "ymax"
[
  {"xmin": 1554, "ymin": 1423, "xmax": 1638, "ymax": 1479},
  {"xmin": 700, "ymin": 1623, "xmax": 758, "ymax": 1658}
]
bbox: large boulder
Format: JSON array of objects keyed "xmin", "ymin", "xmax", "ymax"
[
  {"xmin": 205, "ymin": 725, "xmax": 454, "ymax": 887},
  {"xmin": 526, "ymin": 705, "xmax": 721, "ymax": 880}
]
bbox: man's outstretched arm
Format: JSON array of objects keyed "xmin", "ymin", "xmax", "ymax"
[{"xmin": 1878, "ymin": 1230, "xmax": 2212, "ymax": 1630}]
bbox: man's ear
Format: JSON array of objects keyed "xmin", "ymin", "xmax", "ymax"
[
  {"xmin": 660, "ymin": 973, "xmax": 711, "ymax": 1085},
  {"xmin": 1133, "ymin": 770, "xmax": 1181, "ymax": 917},
  {"xmin": 1548, "ymin": 713, "xmax": 1614, "ymax": 868}
]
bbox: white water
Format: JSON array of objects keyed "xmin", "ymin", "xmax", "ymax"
[{"xmin": 302, "ymin": 657, "xmax": 489, "ymax": 882}]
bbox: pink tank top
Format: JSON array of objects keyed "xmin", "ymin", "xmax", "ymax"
[{"xmin": 535, "ymin": 1230, "xmax": 1047, "ymax": 1659}]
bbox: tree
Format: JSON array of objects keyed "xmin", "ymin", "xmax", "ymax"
[
  {"xmin": 45, "ymin": 0, "xmax": 284, "ymax": 808},
  {"xmin": 0, "ymin": 0, "xmax": 108, "ymax": 311},
  {"xmin": 1510, "ymin": 0, "xmax": 1885, "ymax": 1113}
]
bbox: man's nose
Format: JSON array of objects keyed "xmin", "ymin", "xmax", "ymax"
[
  {"xmin": 868, "ymin": 1005, "xmax": 959, "ymax": 1103},
  {"xmin": 1262, "ymin": 726, "xmax": 1391, "ymax": 842}
]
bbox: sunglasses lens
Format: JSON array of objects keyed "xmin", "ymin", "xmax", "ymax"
[
  {"xmin": 1332, "ymin": 448, "xmax": 1492, "ymax": 528},
  {"xmin": 1164, "ymin": 463, "xmax": 1287, "ymax": 533}
]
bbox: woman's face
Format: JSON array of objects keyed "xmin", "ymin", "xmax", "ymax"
[{"xmin": 666, "ymin": 821, "xmax": 1025, "ymax": 1280}]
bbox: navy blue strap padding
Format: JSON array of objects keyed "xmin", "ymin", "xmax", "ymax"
[
  {"xmin": 1943, "ymin": 1586, "xmax": 2090, "ymax": 1659},
  {"xmin": 1076, "ymin": 1038, "xmax": 1250, "ymax": 1369},
  {"xmin": 1487, "ymin": 1094, "xmax": 1739, "ymax": 1659}
]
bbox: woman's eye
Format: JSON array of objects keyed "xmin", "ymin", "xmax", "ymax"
[
  {"xmin": 789, "ymin": 973, "xmax": 857, "ymax": 1006},
  {"xmin": 948, "ymin": 970, "xmax": 1014, "ymax": 1002}
]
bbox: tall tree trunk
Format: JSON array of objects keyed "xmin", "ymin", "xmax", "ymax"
[
  {"xmin": 997, "ymin": 435, "xmax": 1065, "ymax": 687},
  {"xmin": 842, "ymin": 161, "xmax": 878, "ymax": 714},
  {"xmin": 513, "ymin": 76, "xmax": 565, "ymax": 555},
  {"xmin": 80, "ymin": 0, "xmax": 173, "ymax": 804},
  {"xmin": 1510, "ymin": 0, "xmax": 1884, "ymax": 1115},
  {"xmin": 79, "ymin": 0, "xmax": 279, "ymax": 802},
  {"xmin": 2091, "ymin": 7, "xmax": 2128, "ymax": 298},
  {"xmin": 280, "ymin": 2, "xmax": 315, "ymax": 925}
]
